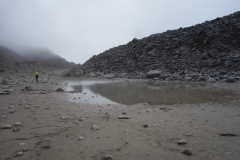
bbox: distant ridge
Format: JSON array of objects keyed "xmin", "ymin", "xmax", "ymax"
[
  {"xmin": 0, "ymin": 45, "xmax": 27, "ymax": 62},
  {"xmin": 0, "ymin": 46, "xmax": 75, "ymax": 69}
]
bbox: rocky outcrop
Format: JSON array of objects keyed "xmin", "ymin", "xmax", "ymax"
[
  {"xmin": 79, "ymin": 11, "xmax": 240, "ymax": 82},
  {"xmin": 68, "ymin": 64, "xmax": 83, "ymax": 76}
]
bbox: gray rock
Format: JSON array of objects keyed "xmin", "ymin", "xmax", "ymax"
[
  {"xmin": 9, "ymin": 109, "xmax": 15, "ymax": 113},
  {"xmin": 16, "ymin": 152, "xmax": 24, "ymax": 157},
  {"xmin": 117, "ymin": 115, "xmax": 132, "ymax": 119},
  {"xmin": 1, "ymin": 124, "xmax": 12, "ymax": 129},
  {"xmin": 103, "ymin": 74, "xmax": 115, "ymax": 79},
  {"xmin": 225, "ymin": 79, "xmax": 237, "ymax": 83},
  {"xmin": 182, "ymin": 149, "xmax": 192, "ymax": 155},
  {"xmin": 79, "ymin": 117, "xmax": 85, "ymax": 121},
  {"xmin": 91, "ymin": 125, "xmax": 100, "ymax": 130},
  {"xmin": 102, "ymin": 155, "xmax": 113, "ymax": 160},
  {"xmin": 207, "ymin": 77, "xmax": 216, "ymax": 83},
  {"xmin": 143, "ymin": 124, "xmax": 148, "ymax": 128},
  {"xmin": 178, "ymin": 139, "xmax": 187, "ymax": 144},
  {"xmin": 146, "ymin": 70, "xmax": 162, "ymax": 78}
]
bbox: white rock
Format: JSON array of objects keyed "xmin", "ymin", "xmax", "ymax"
[
  {"xmin": 16, "ymin": 152, "xmax": 24, "ymax": 157},
  {"xmin": 102, "ymin": 154, "xmax": 113, "ymax": 160},
  {"xmin": 78, "ymin": 136, "xmax": 85, "ymax": 140},
  {"xmin": 178, "ymin": 139, "xmax": 187, "ymax": 144},
  {"xmin": 1, "ymin": 124, "xmax": 12, "ymax": 129},
  {"xmin": 14, "ymin": 122, "xmax": 23, "ymax": 127},
  {"xmin": 18, "ymin": 143, "xmax": 25, "ymax": 146},
  {"xmin": 61, "ymin": 116, "xmax": 70, "ymax": 120},
  {"xmin": 91, "ymin": 125, "xmax": 100, "ymax": 130}
]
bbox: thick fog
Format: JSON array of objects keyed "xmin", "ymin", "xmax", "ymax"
[{"xmin": 0, "ymin": 0, "xmax": 239, "ymax": 64}]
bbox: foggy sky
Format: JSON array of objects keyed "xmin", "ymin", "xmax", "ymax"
[{"xmin": 0, "ymin": 0, "xmax": 239, "ymax": 64}]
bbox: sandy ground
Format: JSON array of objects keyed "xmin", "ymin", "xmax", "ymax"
[{"xmin": 0, "ymin": 76, "xmax": 240, "ymax": 160}]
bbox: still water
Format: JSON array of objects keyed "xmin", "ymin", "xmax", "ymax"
[{"xmin": 66, "ymin": 80, "xmax": 237, "ymax": 105}]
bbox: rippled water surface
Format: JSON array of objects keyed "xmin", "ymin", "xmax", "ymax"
[{"xmin": 66, "ymin": 80, "xmax": 238, "ymax": 105}]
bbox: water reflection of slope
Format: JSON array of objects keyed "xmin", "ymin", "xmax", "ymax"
[{"xmin": 86, "ymin": 81, "xmax": 236, "ymax": 105}]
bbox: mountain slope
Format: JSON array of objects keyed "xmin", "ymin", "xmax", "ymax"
[
  {"xmin": 0, "ymin": 45, "xmax": 27, "ymax": 62},
  {"xmin": 21, "ymin": 48, "xmax": 76, "ymax": 69},
  {"xmin": 81, "ymin": 11, "xmax": 240, "ymax": 82}
]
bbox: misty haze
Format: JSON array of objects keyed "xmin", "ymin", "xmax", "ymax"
[{"xmin": 0, "ymin": 1, "xmax": 240, "ymax": 160}]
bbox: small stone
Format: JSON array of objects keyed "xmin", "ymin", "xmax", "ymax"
[
  {"xmin": 9, "ymin": 109, "xmax": 15, "ymax": 113},
  {"xmin": 18, "ymin": 143, "xmax": 25, "ymax": 146},
  {"xmin": 143, "ymin": 124, "xmax": 148, "ymax": 128},
  {"xmin": 117, "ymin": 115, "xmax": 132, "ymax": 119},
  {"xmin": 16, "ymin": 152, "xmax": 24, "ymax": 157},
  {"xmin": 178, "ymin": 139, "xmax": 187, "ymax": 144},
  {"xmin": 79, "ymin": 117, "xmax": 85, "ymax": 121},
  {"xmin": 102, "ymin": 154, "xmax": 113, "ymax": 160},
  {"xmin": 78, "ymin": 136, "xmax": 85, "ymax": 140},
  {"xmin": 187, "ymin": 132, "xmax": 192, "ymax": 136},
  {"xmin": 122, "ymin": 112, "xmax": 127, "ymax": 115},
  {"xmin": 61, "ymin": 116, "xmax": 70, "ymax": 120},
  {"xmin": 182, "ymin": 149, "xmax": 192, "ymax": 155},
  {"xmin": 1, "ymin": 124, "xmax": 12, "ymax": 129},
  {"xmin": 91, "ymin": 125, "xmax": 100, "ymax": 130},
  {"xmin": 23, "ymin": 148, "xmax": 28, "ymax": 152},
  {"xmin": 14, "ymin": 122, "xmax": 23, "ymax": 127}
]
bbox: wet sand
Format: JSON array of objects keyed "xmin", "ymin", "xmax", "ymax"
[{"xmin": 1, "ymin": 77, "xmax": 240, "ymax": 160}]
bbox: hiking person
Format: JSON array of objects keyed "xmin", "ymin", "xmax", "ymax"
[{"xmin": 35, "ymin": 71, "xmax": 39, "ymax": 83}]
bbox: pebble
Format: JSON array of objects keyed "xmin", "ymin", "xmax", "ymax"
[
  {"xmin": 14, "ymin": 122, "xmax": 23, "ymax": 127},
  {"xmin": 78, "ymin": 136, "xmax": 85, "ymax": 140},
  {"xmin": 79, "ymin": 117, "xmax": 85, "ymax": 121},
  {"xmin": 182, "ymin": 149, "xmax": 192, "ymax": 155},
  {"xmin": 91, "ymin": 125, "xmax": 100, "ymax": 130},
  {"xmin": 18, "ymin": 143, "xmax": 25, "ymax": 146},
  {"xmin": 9, "ymin": 109, "xmax": 15, "ymax": 113},
  {"xmin": 61, "ymin": 116, "xmax": 70, "ymax": 120},
  {"xmin": 16, "ymin": 152, "xmax": 24, "ymax": 157},
  {"xmin": 178, "ymin": 139, "xmax": 187, "ymax": 144},
  {"xmin": 143, "ymin": 124, "xmax": 148, "ymax": 128},
  {"xmin": 1, "ymin": 124, "xmax": 12, "ymax": 129},
  {"xmin": 117, "ymin": 115, "xmax": 132, "ymax": 119},
  {"xmin": 187, "ymin": 132, "xmax": 192, "ymax": 136},
  {"xmin": 102, "ymin": 154, "xmax": 113, "ymax": 160},
  {"xmin": 23, "ymin": 148, "xmax": 28, "ymax": 152}
]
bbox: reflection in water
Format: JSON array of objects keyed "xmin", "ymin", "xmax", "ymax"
[{"xmin": 67, "ymin": 81, "xmax": 238, "ymax": 105}]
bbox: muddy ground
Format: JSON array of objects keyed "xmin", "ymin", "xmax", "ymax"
[{"xmin": 0, "ymin": 76, "xmax": 240, "ymax": 160}]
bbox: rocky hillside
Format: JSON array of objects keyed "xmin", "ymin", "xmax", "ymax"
[
  {"xmin": 22, "ymin": 48, "xmax": 76, "ymax": 69},
  {"xmin": 80, "ymin": 11, "xmax": 240, "ymax": 82},
  {"xmin": 0, "ymin": 46, "xmax": 27, "ymax": 62}
]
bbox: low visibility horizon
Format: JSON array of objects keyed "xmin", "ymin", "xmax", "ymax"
[{"xmin": 0, "ymin": 0, "xmax": 239, "ymax": 64}]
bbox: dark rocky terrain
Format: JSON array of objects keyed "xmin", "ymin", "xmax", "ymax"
[{"xmin": 76, "ymin": 11, "xmax": 240, "ymax": 82}]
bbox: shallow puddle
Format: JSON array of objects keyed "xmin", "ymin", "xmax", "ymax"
[{"xmin": 66, "ymin": 80, "xmax": 238, "ymax": 105}]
